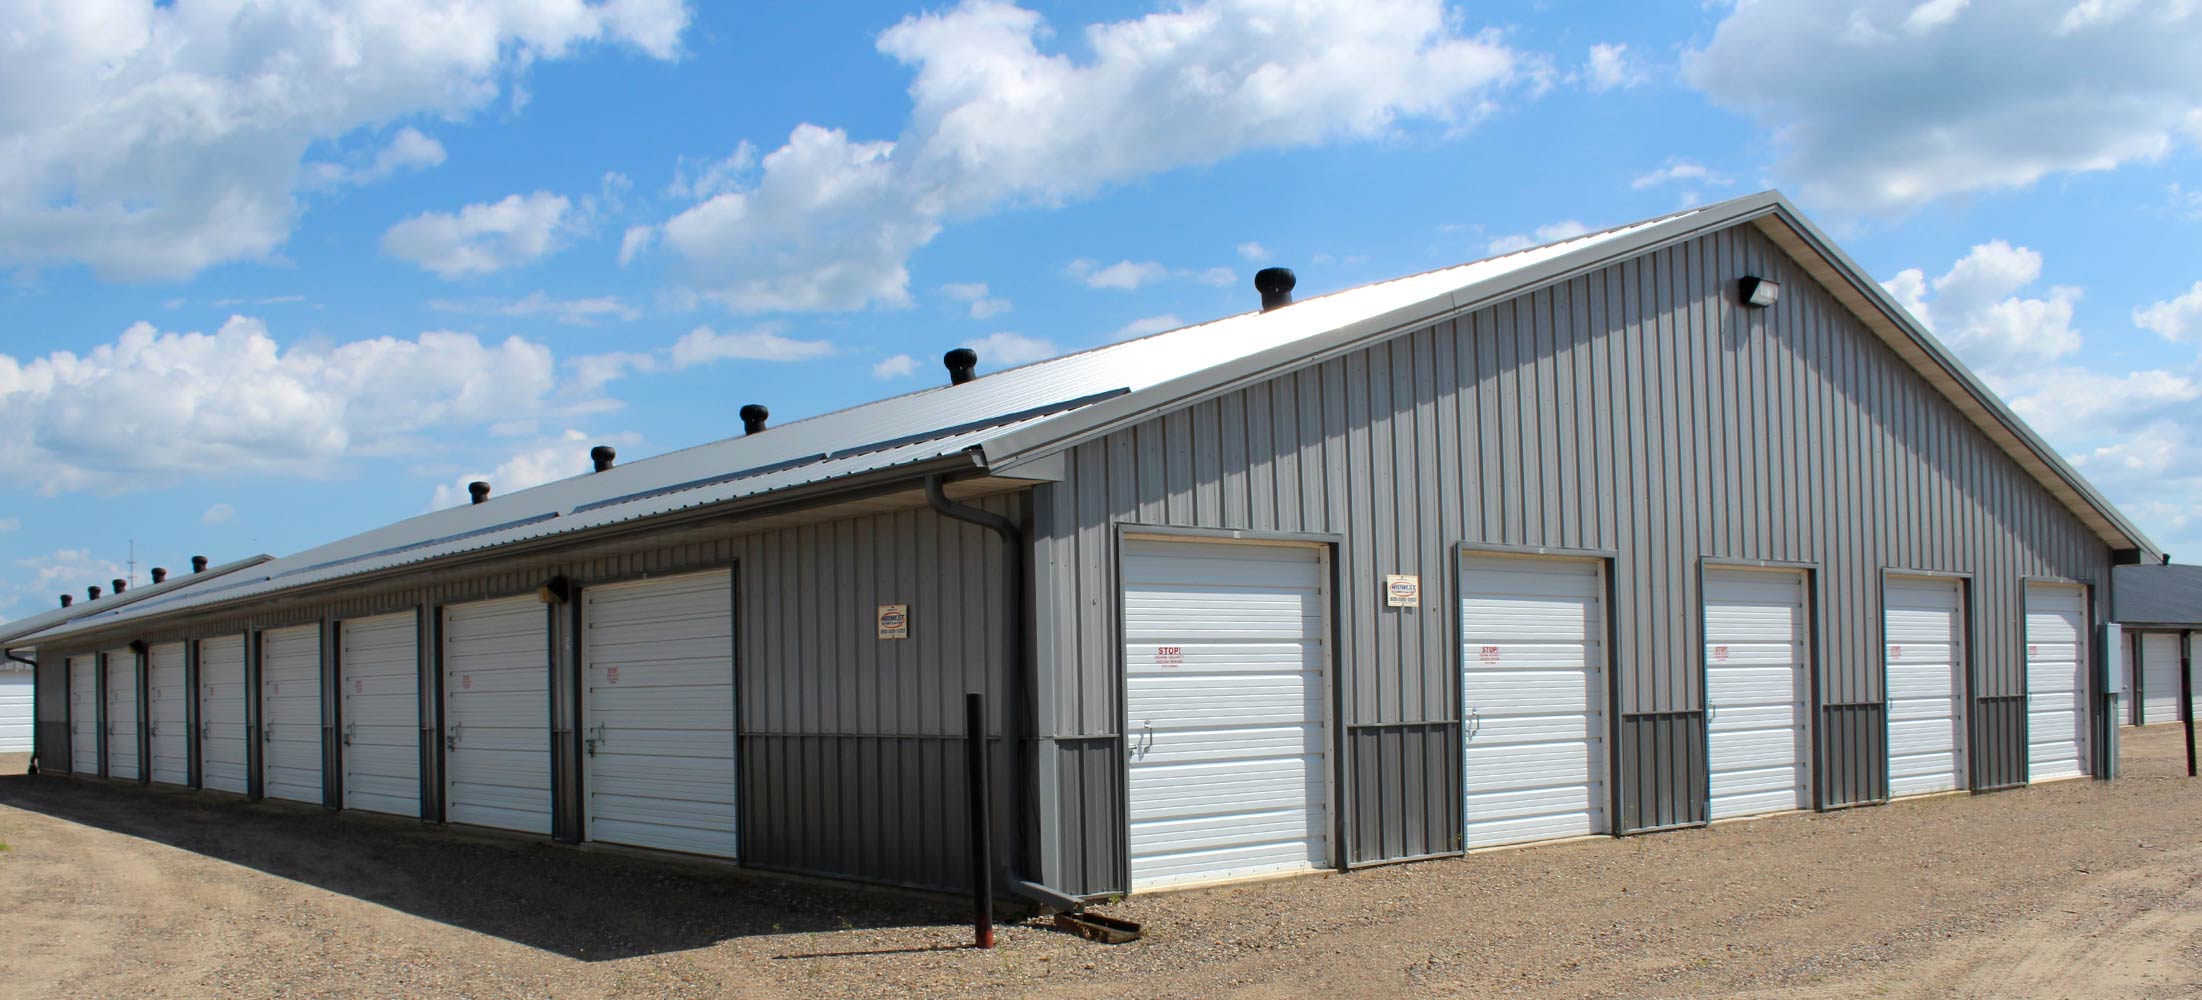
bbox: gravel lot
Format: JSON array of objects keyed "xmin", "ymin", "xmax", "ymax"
[{"xmin": 1, "ymin": 726, "xmax": 2198, "ymax": 1000}]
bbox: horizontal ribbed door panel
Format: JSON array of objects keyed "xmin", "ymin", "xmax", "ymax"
[
  {"xmin": 0, "ymin": 671, "xmax": 27, "ymax": 752},
  {"xmin": 1459, "ymin": 552, "xmax": 1606, "ymax": 848},
  {"xmin": 259, "ymin": 625, "xmax": 323, "ymax": 804},
  {"xmin": 1704, "ymin": 568, "xmax": 1809, "ymax": 820},
  {"xmin": 149, "ymin": 643, "xmax": 189, "ymax": 786},
  {"xmin": 1123, "ymin": 538, "xmax": 1328, "ymax": 890},
  {"xmin": 103, "ymin": 648, "xmax": 139, "ymax": 781},
  {"xmin": 443, "ymin": 596, "xmax": 551, "ymax": 835},
  {"xmin": 582, "ymin": 570, "xmax": 736, "ymax": 858},
  {"xmin": 341, "ymin": 613, "xmax": 420, "ymax": 817},
  {"xmin": 69, "ymin": 656, "xmax": 96, "ymax": 774},
  {"xmin": 2141, "ymin": 633, "xmax": 2181, "ymax": 725},
  {"xmin": 2025, "ymin": 583, "xmax": 2088, "ymax": 782},
  {"xmin": 1884, "ymin": 576, "xmax": 1964, "ymax": 797},
  {"xmin": 198, "ymin": 636, "xmax": 249, "ymax": 794}
]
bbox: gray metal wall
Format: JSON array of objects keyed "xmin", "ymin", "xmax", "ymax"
[
  {"xmin": 34, "ymin": 493, "xmax": 1022, "ymax": 894},
  {"xmin": 33, "ymin": 656, "xmax": 67, "ymax": 772},
  {"xmin": 1032, "ymin": 222, "xmax": 2112, "ymax": 893}
]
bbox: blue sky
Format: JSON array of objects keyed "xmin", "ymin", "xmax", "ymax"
[{"xmin": 2, "ymin": 0, "xmax": 2200, "ymax": 620}]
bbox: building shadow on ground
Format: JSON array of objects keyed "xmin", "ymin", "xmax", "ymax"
[{"xmin": 0, "ymin": 767, "xmax": 989, "ymax": 961}]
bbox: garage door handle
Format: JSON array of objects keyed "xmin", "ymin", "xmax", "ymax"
[
  {"xmin": 445, "ymin": 723, "xmax": 461, "ymax": 752},
  {"xmin": 342, "ymin": 723, "xmax": 354, "ymax": 747}
]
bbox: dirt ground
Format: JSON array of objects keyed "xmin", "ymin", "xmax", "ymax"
[{"xmin": 1, "ymin": 728, "xmax": 2197, "ymax": 1000}]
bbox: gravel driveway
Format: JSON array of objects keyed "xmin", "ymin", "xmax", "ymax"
[{"xmin": 1, "ymin": 726, "xmax": 2197, "ymax": 1000}]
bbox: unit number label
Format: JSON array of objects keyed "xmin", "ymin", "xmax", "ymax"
[
  {"xmin": 1155, "ymin": 646, "xmax": 1184, "ymax": 668},
  {"xmin": 355, "ymin": 679, "xmax": 365, "ymax": 693},
  {"xmin": 461, "ymin": 675, "xmax": 473, "ymax": 690},
  {"xmin": 606, "ymin": 667, "xmax": 620, "ymax": 685},
  {"xmin": 1888, "ymin": 645, "xmax": 1902, "ymax": 660},
  {"xmin": 1479, "ymin": 645, "xmax": 1501, "ymax": 664},
  {"xmin": 1713, "ymin": 645, "xmax": 1730, "ymax": 662}
]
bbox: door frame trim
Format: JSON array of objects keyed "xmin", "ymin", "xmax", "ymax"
[
  {"xmin": 1879, "ymin": 568, "xmax": 1977, "ymax": 798},
  {"xmin": 1696, "ymin": 557, "xmax": 1824, "ymax": 818}
]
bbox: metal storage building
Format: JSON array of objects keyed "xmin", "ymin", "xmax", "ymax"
[
  {"xmin": 2112, "ymin": 562, "xmax": 2199, "ymax": 728},
  {"xmin": 4, "ymin": 191, "xmax": 2161, "ymax": 905}
]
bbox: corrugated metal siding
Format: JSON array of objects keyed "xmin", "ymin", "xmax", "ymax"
[
  {"xmin": 1037, "ymin": 224, "xmax": 2112, "ymax": 876},
  {"xmin": 34, "ymin": 656, "xmax": 66, "ymax": 771}
]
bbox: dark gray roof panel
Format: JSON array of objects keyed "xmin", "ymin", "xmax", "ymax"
[{"xmin": 2115, "ymin": 564, "xmax": 2202, "ymax": 626}]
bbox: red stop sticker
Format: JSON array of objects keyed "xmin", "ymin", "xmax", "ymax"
[
  {"xmin": 607, "ymin": 666, "xmax": 620, "ymax": 684},
  {"xmin": 1713, "ymin": 645, "xmax": 1730, "ymax": 662}
]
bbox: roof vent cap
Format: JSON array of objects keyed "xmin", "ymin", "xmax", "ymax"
[
  {"xmin": 152, "ymin": 567, "xmax": 168, "ymax": 584},
  {"xmin": 740, "ymin": 404, "xmax": 770, "ymax": 435},
  {"xmin": 468, "ymin": 481, "xmax": 491, "ymax": 505},
  {"xmin": 944, "ymin": 348, "xmax": 979, "ymax": 385},
  {"xmin": 590, "ymin": 445, "xmax": 616, "ymax": 473},
  {"xmin": 191, "ymin": 555, "xmax": 209, "ymax": 573},
  {"xmin": 111, "ymin": 578, "xmax": 126, "ymax": 594},
  {"xmin": 86, "ymin": 585, "xmax": 101, "ymax": 601},
  {"xmin": 59, "ymin": 594, "xmax": 72, "ymax": 608},
  {"xmin": 1255, "ymin": 267, "xmax": 1296, "ymax": 311}
]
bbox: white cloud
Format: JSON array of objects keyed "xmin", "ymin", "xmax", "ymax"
[
  {"xmin": 618, "ymin": 225, "xmax": 659, "ymax": 266},
  {"xmin": 942, "ymin": 282, "xmax": 1013, "ymax": 319},
  {"xmin": 872, "ymin": 354, "xmax": 919, "ymax": 379},
  {"xmin": 0, "ymin": 517, "xmax": 18, "ymax": 533},
  {"xmin": 668, "ymin": 326, "xmax": 837, "ymax": 366},
  {"xmin": 1686, "ymin": 0, "xmax": 2202, "ymax": 213},
  {"xmin": 2135, "ymin": 281, "xmax": 2202, "ymax": 343},
  {"xmin": 9, "ymin": 549, "xmax": 129, "ymax": 613},
  {"xmin": 1630, "ymin": 161, "xmax": 1730, "ymax": 190},
  {"xmin": 1486, "ymin": 220, "xmax": 1591, "ymax": 256},
  {"xmin": 0, "ymin": 316, "xmax": 583, "ymax": 494},
  {"xmin": 964, "ymin": 332, "xmax": 1061, "ymax": 366},
  {"xmin": 1067, "ymin": 259, "xmax": 1172, "ymax": 290},
  {"xmin": 2170, "ymin": 182, "xmax": 2202, "ymax": 221},
  {"xmin": 1882, "ymin": 241, "xmax": 2081, "ymax": 373},
  {"xmin": 667, "ymin": 142, "xmax": 759, "ymax": 200},
  {"xmin": 306, "ymin": 127, "xmax": 448, "ymax": 189},
  {"xmin": 429, "ymin": 292, "xmax": 639, "ymax": 326},
  {"xmin": 0, "ymin": 0, "xmax": 688, "ymax": 281},
  {"xmin": 654, "ymin": 0, "xmax": 1526, "ymax": 311},
  {"xmin": 200, "ymin": 503, "xmax": 235, "ymax": 525},
  {"xmin": 383, "ymin": 191, "xmax": 578, "ymax": 279},
  {"xmin": 429, "ymin": 429, "xmax": 602, "ymax": 508},
  {"xmin": 1237, "ymin": 242, "xmax": 1270, "ymax": 262},
  {"xmin": 1583, "ymin": 43, "xmax": 1644, "ymax": 91},
  {"xmin": 1115, "ymin": 314, "xmax": 1184, "ymax": 339}
]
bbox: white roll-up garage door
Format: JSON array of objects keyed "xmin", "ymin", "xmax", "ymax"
[
  {"xmin": 198, "ymin": 636, "xmax": 249, "ymax": 794},
  {"xmin": 104, "ymin": 648, "xmax": 141, "ymax": 781},
  {"xmin": 0, "ymin": 667, "xmax": 29, "ymax": 752},
  {"xmin": 1704, "ymin": 567, "xmax": 1810, "ymax": 820},
  {"xmin": 1458, "ymin": 552, "xmax": 1606, "ymax": 848},
  {"xmin": 443, "ymin": 596, "xmax": 551, "ymax": 834},
  {"xmin": 260, "ymin": 625, "xmax": 324, "ymax": 804},
  {"xmin": 2140, "ymin": 633, "xmax": 2182, "ymax": 725},
  {"xmin": 582, "ymin": 571, "xmax": 736, "ymax": 858},
  {"xmin": 1884, "ymin": 576, "xmax": 1965, "ymax": 798},
  {"xmin": 1123, "ymin": 537, "xmax": 1329, "ymax": 890},
  {"xmin": 341, "ymin": 612, "xmax": 421, "ymax": 817},
  {"xmin": 2025, "ymin": 582, "xmax": 2088, "ymax": 782},
  {"xmin": 148, "ymin": 642, "xmax": 189, "ymax": 786},
  {"xmin": 69, "ymin": 656, "xmax": 97, "ymax": 774}
]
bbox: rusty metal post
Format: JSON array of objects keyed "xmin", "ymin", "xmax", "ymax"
[{"xmin": 966, "ymin": 691, "xmax": 994, "ymax": 949}]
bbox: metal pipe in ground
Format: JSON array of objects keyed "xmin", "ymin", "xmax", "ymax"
[
  {"xmin": 2183, "ymin": 631, "xmax": 2196, "ymax": 778},
  {"xmin": 966, "ymin": 690, "xmax": 995, "ymax": 949}
]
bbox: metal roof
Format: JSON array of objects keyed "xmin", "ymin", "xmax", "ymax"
[
  {"xmin": 0, "ymin": 553, "xmax": 271, "ymax": 650},
  {"xmin": 15, "ymin": 190, "xmax": 2159, "ymax": 647},
  {"xmin": 2114, "ymin": 564, "xmax": 2202, "ymax": 627}
]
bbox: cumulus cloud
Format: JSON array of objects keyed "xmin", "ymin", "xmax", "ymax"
[
  {"xmin": 429, "ymin": 429, "xmax": 604, "ymax": 508},
  {"xmin": 872, "ymin": 354, "xmax": 919, "ymax": 379},
  {"xmin": 1582, "ymin": 43, "xmax": 1643, "ymax": 91},
  {"xmin": 2135, "ymin": 281, "xmax": 2202, "ymax": 343},
  {"xmin": 305, "ymin": 127, "xmax": 447, "ymax": 189},
  {"xmin": 942, "ymin": 282, "xmax": 1013, "ymax": 319},
  {"xmin": 7, "ymin": 549, "xmax": 130, "ymax": 616},
  {"xmin": 200, "ymin": 503, "xmax": 236, "ymax": 525},
  {"xmin": 654, "ymin": 0, "xmax": 1526, "ymax": 312},
  {"xmin": 429, "ymin": 292, "xmax": 640, "ymax": 326},
  {"xmin": 0, "ymin": 316, "xmax": 583, "ymax": 494},
  {"xmin": 1881, "ymin": 241, "xmax": 2081, "ymax": 374},
  {"xmin": 0, "ymin": 0, "xmax": 689, "ymax": 281},
  {"xmin": 1237, "ymin": 242, "xmax": 1271, "ymax": 262},
  {"xmin": 383, "ymin": 192, "xmax": 579, "ymax": 279},
  {"xmin": 964, "ymin": 332, "xmax": 1061, "ymax": 366},
  {"xmin": 1686, "ymin": 0, "xmax": 2202, "ymax": 213},
  {"xmin": 1486, "ymin": 220, "xmax": 1592, "ymax": 256},
  {"xmin": 1630, "ymin": 161, "xmax": 1730, "ymax": 190}
]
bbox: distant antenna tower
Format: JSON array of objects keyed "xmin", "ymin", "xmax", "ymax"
[{"xmin": 128, "ymin": 539, "xmax": 136, "ymax": 587}]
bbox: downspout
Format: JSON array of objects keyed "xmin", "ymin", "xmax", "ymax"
[
  {"xmin": 5, "ymin": 649, "xmax": 35, "ymax": 774},
  {"xmin": 923, "ymin": 473, "xmax": 1083, "ymax": 914}
]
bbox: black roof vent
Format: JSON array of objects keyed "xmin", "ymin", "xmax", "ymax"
[
  {"xmin": 86, "ymin": 585, "xmax": 101, "ymax": 601},
  {"xmin": 944, "ymin": 348, "xmax": 979, "ymax": 385},
  {"xmin": 191, "ymin": 555, "xmax": 209, "ymax": 573},
  {"xmin": 741, "ymin": 404, "xmax": 770, "ymax": 435},
  {"xmin": 59, "ymin": 594, "xmax": 72, "ymax": 608},
  {"xmin": 468, "ymin": 481, "xmax": 491, "ymax": 504},
  {"xmin": 1255, "ymin": 267, "xmax": 1296, "ymax": 311},
  {"xmin": 591, "ymin": 445, "xmax": 617, "ymax": 473},
  {"xmin": 152, "ymin": 567, "xmax": 168, "ymax": 584},
  {"xmin": 111, "ymin": 578, "xmax": 127, "ymax": 594}
]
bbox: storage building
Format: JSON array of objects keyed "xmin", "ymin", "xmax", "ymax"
[
  {"xmin": 5, "ymin": 191, "xmax": 2160, "ymax": 903},
  {"xmin": 2113, "ymin": 562, "xmax": 2199, "ymax": 728}
]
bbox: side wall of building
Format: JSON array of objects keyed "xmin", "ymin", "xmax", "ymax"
[
  {"xmin": 1033, "ymin": 223, "xmax": 2113, "ymax": 895},
  {"xmin": 36, "ymin": 494, "xmax": 1022, "ymax": 893}
]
